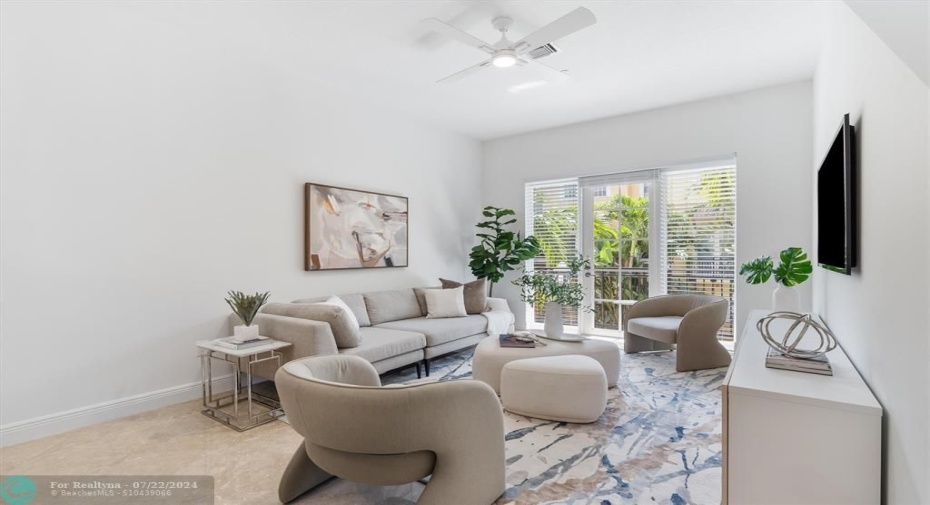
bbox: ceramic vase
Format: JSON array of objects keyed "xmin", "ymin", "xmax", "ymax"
[
  {"xmin": 544, "ymin": 302, "xmax": 565, "ymax": 339},
  {"xmin": 772, "ymin": 285, "xmax": 801, "ymax": 312},
  {"xmin": 234, "ymin": 324, "xmax": 260, "ymax": 339}
]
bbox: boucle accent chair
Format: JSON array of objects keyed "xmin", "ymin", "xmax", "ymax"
[
  {"xmin": 275, "ymin": 355, "xmax": 506, "ymax": 505},
  {"xmin": 621, "ymin": 294, "xmax": 731, "ymax": 372}
]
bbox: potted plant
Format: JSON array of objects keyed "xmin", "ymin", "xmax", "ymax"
[
  {"xmin": 225, "ymin": 290, "xmax": 271, "ymax": 339},
  {"xmin": 469, "ymin": 206, "xmax": 541, "ymax": 296},
  {"xmin": 512, "ymin": 256, "xmax": 591, "ymax": 339},
  {"xmin": 739, "ymin": 247, "xmax": 812, "ymax": 312}
]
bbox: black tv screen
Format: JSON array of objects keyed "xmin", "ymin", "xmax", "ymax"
[{"xmin": 817, "ymin": 113, "xmax": 856, "ymax": 274}]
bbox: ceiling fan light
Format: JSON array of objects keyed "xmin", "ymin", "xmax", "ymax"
[{"xmin": 492, "ymin": 52, "xmax": 517, "ymax": 68}]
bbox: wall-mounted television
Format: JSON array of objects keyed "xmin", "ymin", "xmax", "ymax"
[{"xmin": 817, "ymin": 113, "xmax": 856, "ymax": 274}]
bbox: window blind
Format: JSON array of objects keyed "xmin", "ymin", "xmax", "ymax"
[
  {"xmin": 659, "ymin": 165, "xmax": 737, "ymax": 338},
  {"xmin": 525, "ymin": 179, "xmax": 580, "ymax": 326},
  {"xmin": 525, "ymin": 179, "xmax": 580, "ymax": 270},
  {"xmin": 579, "ymin": 168, "xmax": 658, "ymax": 188}
]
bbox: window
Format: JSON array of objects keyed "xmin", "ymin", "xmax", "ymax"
[
  {"xmin": 526, "ymin": 160, "xmax": 737, "ymax": 339},
  {"xmin": 525, "ymin": 179, "xmax": 580, "ymax": 326},
  {"xmin": 659, "ymin": 165, "xmax": 736, "ymax": 338}
]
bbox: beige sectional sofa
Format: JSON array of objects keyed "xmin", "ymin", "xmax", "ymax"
[{"xmin": 230, "ymin": 287, "xmax": 513, "ymax": 381}]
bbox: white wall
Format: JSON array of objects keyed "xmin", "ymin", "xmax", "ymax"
[
  {"xmin": 483, "ymin": 82, "xmax": 813, "ymax": 333},
  {"xmin": 0, "ymin": 2, "xmax": 482, "ymax": 438},
  {"xmin": 812, "ymin": 4, "xmax": 930, "ymax": 504}
]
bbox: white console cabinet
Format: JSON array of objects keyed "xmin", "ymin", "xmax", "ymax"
[{"xmin": 722, "ymin": 310, "xmax": 882, "ymax": 504}]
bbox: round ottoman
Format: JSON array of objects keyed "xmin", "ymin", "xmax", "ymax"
[
  {"xmin": 500, "ymin": 355, "xmax": 607, "ymax": 423},
  {"xmin": 472, "ymin": 336, "xmax": 620, "ymax": 393}
]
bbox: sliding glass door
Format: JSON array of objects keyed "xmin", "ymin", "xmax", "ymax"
[{"xmin": 580, "ymin": 177, "xmax": 659, "ymax": 337}]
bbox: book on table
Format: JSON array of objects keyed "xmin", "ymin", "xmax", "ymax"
[
  {"xmin": 214, "ymin": 335, "xmax": 271, "ymax": 350},
  {"xmin": 499, "ymin": 334, "xmax": 536, "ymax": 348}
]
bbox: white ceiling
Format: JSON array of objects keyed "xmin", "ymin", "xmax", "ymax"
[
  {"xmin": 272, "ymin": 0, "xmax": 830, "ymax": 140},
  {"xmin": 35, "ymin": 1, "xmax": 831, "ymax": 141},
  {"xmin": 844, "ymin": 0, "xmax": 929, "ymax": 86}
]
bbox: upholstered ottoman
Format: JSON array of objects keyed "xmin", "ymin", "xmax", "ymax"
[
  {"xmin": 473, "ymin": 336, "xmax": 620, "ymax": 393},
  {"xmin": 500, "ymin": 355, "xmax": 608, "ymax": 423}
]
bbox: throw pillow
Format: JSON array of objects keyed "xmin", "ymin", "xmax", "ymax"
[
  {"xmin": 413, "ymin": 287, "xmax": 440, "ymax": 316},
  {"xmin": 424, "ymin": 286, "xmax": 467, "ymax": 319},
  {"xmin": 291, "ymin": 294, "xmax": 371, "ymax": 327},
  {"xmin": 319, "ymin": 296, "xmax": 361, "ymax": 331},
  {"xmin": 261, "ymin": 302, "xmax": 361, "ymax": 348},
  {"xmin": 440, "ymin": 278, "xmax": 488, "ymax": 314}
]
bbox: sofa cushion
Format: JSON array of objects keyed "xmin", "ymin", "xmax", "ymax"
[
  {"xmin": 363, "ymin": 289, "xmax": 422, "ymax": 325},
  {"xmin": 262, "ymin": 302, "xmax": 361, "ymax": 348},
  {"xmin": 425, "ymin": 286, "xmax": 467, "ymax": 319},
  {"xmin": 292, "ymin": 293, "xmax": 371, "ymax": 327},
  {"xmin": 340, "ymin": 327, "xmax": 426, "ymax": 364},
  {"xmin": 375, "ymin": 315, "xmax": 488, "ymax": 347},
  {"xmin": 440, "ymin": 278, "xmax": 488, "ymax": 314},
  {"xmin": 627, "ymin": 316, "xmax": 683, "ymax": 344}
]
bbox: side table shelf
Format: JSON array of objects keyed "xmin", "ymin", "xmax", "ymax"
[{"xmin": 196, "ymin": 339, "xmax": 292, "ymax": 431}]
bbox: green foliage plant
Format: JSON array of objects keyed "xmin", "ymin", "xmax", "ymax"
[
  {"xmin": 469, "ymin": 206, "xmax": 541, "ymax": 296},
  {"xmin": 225, "ymin": 290, "xmax": 271, "ymax": 326},
  {"xmin": 739, "ymin": 247, "xmax": 812, "ymax": 287},
  {"xmin": 512, "ymin": 256, "xmax": 592, "ymax": 310}
]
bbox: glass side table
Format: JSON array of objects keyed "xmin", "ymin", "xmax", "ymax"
[{"xmin": 195, "ymin": 338, "xmax": 292, "ymax": 431}]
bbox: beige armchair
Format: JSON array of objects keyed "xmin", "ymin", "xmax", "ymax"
[
  {"xmin": 274, "ymin": 355, "xmax": 506, "ymax": 505},
  {"xmin": 621, "ymin": 294, "xmax": 731, "ymax": 372}
]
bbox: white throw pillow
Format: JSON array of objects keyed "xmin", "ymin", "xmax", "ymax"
[
  {"xmin": 425, "ymin": 286, "xmax": 467, "ymax": 319},
  {"xmin": 319, "ymin": 296, "xmax": 361, "ymax": 331}
]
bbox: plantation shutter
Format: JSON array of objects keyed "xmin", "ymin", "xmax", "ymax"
[
  {"xmin": 525, "ymin": 179, "xmax": 580, "ymax": 326},
  {"xmin": 659, "ymin": 164, "xmax": 737, "ymax": 338}
]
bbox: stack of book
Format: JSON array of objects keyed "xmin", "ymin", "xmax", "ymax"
[
  {"xmin": 765, "ymin": 347, "xmax": 832, "ymax": 376},
  {"xmin": 214, "ymin": 335, "xmax": 271, "ymax": 350},
  {"xmin": 499, "ymin": 333, "xmax": 537, "ymax": 348}
]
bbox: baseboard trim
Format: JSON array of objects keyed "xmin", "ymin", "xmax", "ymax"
[{"xmin": 0, "ymin": 375, "xmax": 235, "ymax": 448}]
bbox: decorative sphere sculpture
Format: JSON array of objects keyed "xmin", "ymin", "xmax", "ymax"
[{"xmin": 756, "ymin": 311, "xmax": 837, "ymax": 359}]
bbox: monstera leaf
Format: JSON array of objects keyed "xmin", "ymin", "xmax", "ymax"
[
  {"xmin": 739, "ymin": 247, "xmax": 812, "ymax": 287},
  {"xmin": 772, "ymin": 247, "xmax": 813, "ymax": 287},
  {"xmin": 739, "ymin": 256, "xmax": 774, "ymax": 285}
]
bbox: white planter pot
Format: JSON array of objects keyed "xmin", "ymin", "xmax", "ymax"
[
  {"xmin": 544, "ymin": 302, "xmax": 565, "ymax": 339},
  {"xmin": 772, "ymin": 285, "xmax": 801, "ymax": 312},
  {"xmin": 234, "ymin": 324, "xmax": 260, "ymax": 339}
]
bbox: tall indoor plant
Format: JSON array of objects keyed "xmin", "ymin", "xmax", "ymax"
[
  {"xmin": 512, "ymin": 256, "xmax": 591, "ymax": 339},
  {"xmin": 469, "ymin": 206, "xmax": 540, "ymax": 296},
  {"xmin": 225, "ymin": 290, "xmax": 271, "ymax": 339},
  {"xmin": 739, "ymin": 247, "xmax": 812, "ymax": 312}
]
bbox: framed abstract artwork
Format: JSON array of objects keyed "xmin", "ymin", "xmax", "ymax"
[{"xmin": 304, "ymin": 183, "xmax": 409, "ymax": 271}]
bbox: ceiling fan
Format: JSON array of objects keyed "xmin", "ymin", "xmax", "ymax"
[{"xmin": 422, "ymin": 7, "xmax": 597, "ymax": 84}]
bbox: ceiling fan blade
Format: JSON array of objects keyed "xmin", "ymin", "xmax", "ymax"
[
  {"xmin": 511, "ymin": 7, "xmax": 596, "ymax": 53},
  {"xmin": 438, "ymin": 60, "xmax": 492, "ymax": 83},
  {"xmin": 529, "ymin": 59, "xmax": 570, "ymax": 82},
  {"xmin": 421, "ymin": 18, "xmax": 495, "ymax": 54}
]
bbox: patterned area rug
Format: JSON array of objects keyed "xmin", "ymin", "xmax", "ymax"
[{"xmin": 377, "ymin": 344, "xmax": 726, "ymax": 505}]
